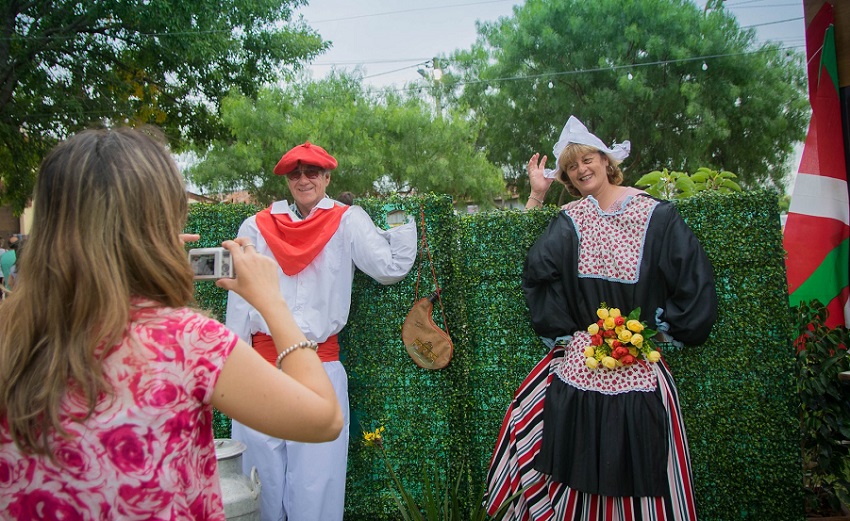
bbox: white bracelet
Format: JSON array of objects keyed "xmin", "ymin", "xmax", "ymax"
[
  {"xmin": 275, "ymin": 340, "xmax": 319, "ymax": 369},
  {"xmin": 528, "ymin": 195, "xmax": 545, "ymax": 205}
]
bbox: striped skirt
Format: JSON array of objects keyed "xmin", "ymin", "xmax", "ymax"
[{"xmin": 484, "ymin": 344, "xmax": 698, "ymax": 521}]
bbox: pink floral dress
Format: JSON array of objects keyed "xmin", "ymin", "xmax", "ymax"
[{"xmin": 0, "ymin": 302, "xmax": 239, "ymax": 520}]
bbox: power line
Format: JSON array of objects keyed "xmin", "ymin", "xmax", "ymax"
[
  {"xmin": 313, "ymin": 57, "xmax": 431, "ymax": 66},
  {"xmin": 306, "ymin": 0, "xmax": 515, "ymax": 23},
  {"xmin": 363, "ymin": 61, "xmax": 430, "ymax": 80},
  {"xmin": 387, "ymin": 44, "xmax": 804, "ymax": 93},
  {"xmin": 744, "ymin": 16, "xmax": 804, "ymax": 28},
  {"xmin": 730, "ymin": 3, "xmax": 804, "ymax": 8}
]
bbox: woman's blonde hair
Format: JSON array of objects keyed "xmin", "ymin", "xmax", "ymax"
[
  {"xmin": 0, "ymin": 127, "xmax": 195, "ymax": 454},
  {"xmin": 555, "ymin": 143, "xmax": 624, "ymax": 197}
]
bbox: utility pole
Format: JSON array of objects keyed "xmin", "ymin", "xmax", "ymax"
[{"xmin": 417, "ymin": 57, "xmax": 443, "ymax": 117}]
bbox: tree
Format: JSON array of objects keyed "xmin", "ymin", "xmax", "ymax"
[
  {"xmin": 188, "ymin": 72, "xmax": 506, "ymax": 207},
  {"xmin": 445, "ymin": 0, "xmax": 807, "ymax": 204},
  {"xmin": 0, "ymin": 0, "xmax": 327, "ymax": 213}
]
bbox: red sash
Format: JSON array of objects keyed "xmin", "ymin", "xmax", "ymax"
[
  {"xmin": 255, "ymin": 204, "xmax": 347, "ymax": 276},
  {"xmin": 252, "ymin": 332, "xmax": 340, "ymax": 363}
]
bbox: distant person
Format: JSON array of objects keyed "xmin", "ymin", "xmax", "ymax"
[
  {"xmin": 1, "ymin": 234, "xmax": 19, "ymax": 289},
  {"xmin": 0, "ymin": 241, "xmax": 6, "ymax": 291},
  {"xmin": 336, "ymin": 191, "xmax": 354, "ymax": 205},
  {"xmin": 0, "ymin": 127, "xmax": 343, "ymax": 518},
  {"xmin": 5, "ymin": 236, "xmax": 24, "ymax": 290},
  {"xmin": 226, "ymin": 141, "xmax": 417, "ymax": 521}
]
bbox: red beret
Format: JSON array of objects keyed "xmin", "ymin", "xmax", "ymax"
[{"xmin": 274, "ymin": 141, "xmax": 338, "ymax": 175}]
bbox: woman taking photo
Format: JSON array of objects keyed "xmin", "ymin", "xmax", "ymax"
[{"xmin": 0, "ymin": 127, "xmax": 342, "ymax": 519}]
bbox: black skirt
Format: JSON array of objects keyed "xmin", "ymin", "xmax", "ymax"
[{"xmin": 533, "ymin": 376, "xmax": 669, "ymax": 497}]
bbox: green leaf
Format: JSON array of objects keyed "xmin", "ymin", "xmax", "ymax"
[{"xmin": 635, "ymin": 171, "xmax": 664, "ymax": 186}]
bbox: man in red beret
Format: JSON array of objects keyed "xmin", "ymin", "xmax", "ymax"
[{"xmin": 225, "ymin": 141, "xmax": 417, "ymax": 521}]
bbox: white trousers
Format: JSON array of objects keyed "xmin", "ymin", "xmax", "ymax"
[{"xmin": 231, "ymin": 361, "xmax": 350, "ymax": 521}]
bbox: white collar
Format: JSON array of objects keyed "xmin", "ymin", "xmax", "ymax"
[{"xmin": 271, "ymin": 197, "xmax": 334, "ymax": 218}]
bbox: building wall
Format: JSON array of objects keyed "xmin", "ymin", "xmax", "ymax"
[{"xmin": 0, "ymin": 205, "xmax": 20, "ymax": 245}]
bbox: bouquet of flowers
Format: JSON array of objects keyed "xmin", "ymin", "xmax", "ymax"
[{"xmin": 584, "ymin": 303, "xmax": 661, "ymax": 370}]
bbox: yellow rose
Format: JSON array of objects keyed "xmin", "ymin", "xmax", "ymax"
[
  {"xmin": 647, "ymin": 350, "xmax": 661, "ymax": 363},
  {"xmin": 630, "ymin": 333, "xmax": 643, "ymax": 346},
  {"xmin": 586, "ymin": 357, "xmax": 599, "ymax": 369},
  {"xmin": 609, "ymin": 308, "xmax": 622, "ymax": 318},
  {"xmin": 602, "ymin": 356, "xmax": 617, "ymax": 370},
  {"xmin": 603, "ymin": 317, "xmax": 616, "ymax": 330},
  {"xmin": 605, "ymin": 338, "xmax": 615, "ymax": 346},
  {"xmin": 629, "ymin": 347, "xmax": 638, "ymax": 356},
  {"xmin": 587, "ymin": 323, "xmax": 600, "ymax": 335},
  {"xmin": 618, "ymin": 329, "xmax": 633, "ymax": 342},
  {"xmin": 596, "ymin": 308, "xmax": 610, "ymax": 320},
  {"xmin": 615, "ymin": 325, "xmax": 625, "ymax": 335},
  {"xmin": 584, "ymin": 346, "xmax": 595, "ymax": 357},
  {"xmin": 627, "ymin": 320, "xmax": 644, "ymax": 333}
]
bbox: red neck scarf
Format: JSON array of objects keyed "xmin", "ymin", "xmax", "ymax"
[{"xmin": 255, "ymin": 204, "xmax": 348, "ymax": 275}]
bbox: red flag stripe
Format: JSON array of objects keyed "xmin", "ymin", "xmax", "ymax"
[{"xmin": 784, "ymin": 213, "xmax": 850, "ymax": 293}]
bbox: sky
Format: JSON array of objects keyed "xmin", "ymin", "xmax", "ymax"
[{"xmin": 295, "ymin": 0, "xmax": 808, "ymax": 89}]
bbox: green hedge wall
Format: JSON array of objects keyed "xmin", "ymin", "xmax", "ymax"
[{"xmin": 188, "ymin": 190, "xmax": 802, "ymax": 520}]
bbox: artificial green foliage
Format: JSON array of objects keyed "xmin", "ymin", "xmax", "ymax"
[
  {"xmin": 343, "ymin": 194, "xmax": 463, "ymax": 519},
  {"xmin": 666, "ymin": 191, "xmax": 801, "ymax": 520},
  {"xmin": 796, "ymin": 300, "xmax": 850, "ymax": 515},
  {"xmin": 185, "ymin": 201, "xmax": 260, "ymax": 439},
  {"xmin": 360, "ymin": 425, "xmax": 522, "ymax": 521},
  {"xmin": 195, "ymin": 191, "xmax": 800, "ymax": 520}
]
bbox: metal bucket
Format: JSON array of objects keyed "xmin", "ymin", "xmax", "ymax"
[{"xmin": 215, "ymin": 438, "xmax": 261, "ymax": 521}]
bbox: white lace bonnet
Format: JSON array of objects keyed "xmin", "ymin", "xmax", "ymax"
[{"xmin": 544, "ymin": 116, "xmax": 631, "ymax": 178}]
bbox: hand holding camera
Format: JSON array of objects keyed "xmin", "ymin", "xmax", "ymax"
[
  {"xmin": 204, "ymin": 239, "xmax": 287, "ymax": 317},
  {"xmin": 189, "ymin": 247, "xmax": 235, "ymax": 280}
]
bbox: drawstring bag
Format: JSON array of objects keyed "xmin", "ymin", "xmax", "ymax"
[{"xmin": 401, "ymin": 208, "xmax": 453, "ymax": 370}]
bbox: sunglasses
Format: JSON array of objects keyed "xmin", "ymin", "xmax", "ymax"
[{"xmin": 286, "ymin": 167, "xmax": 325, "ymax": 181}]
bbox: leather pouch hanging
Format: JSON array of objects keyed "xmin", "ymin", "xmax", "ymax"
[
  {"xmin": 402, "ymin": 291, "xmax": 453, "ymax": 369},
  {"xmin": 401, "ymin": 207, "xmax": 453, "ymax": 370}
]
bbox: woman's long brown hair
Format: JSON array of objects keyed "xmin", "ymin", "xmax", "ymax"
[{"xmin": 0, "ymin": 127, "xmax": 195, "ymax": 454}]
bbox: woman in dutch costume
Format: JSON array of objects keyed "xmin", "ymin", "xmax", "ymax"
[{"xmin": 485, "ymin": 116, "xmax": 718, "ymax": 520}]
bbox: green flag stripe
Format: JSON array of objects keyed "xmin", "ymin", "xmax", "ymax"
[
  {"xmin": 822, "ymin": 25, "xmax": 839, "ymax": 93},
  {"xmin": 790, "ymin": 238, "xmax": 850, "ymax": 306}
]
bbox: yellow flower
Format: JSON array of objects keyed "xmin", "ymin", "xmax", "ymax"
[
  {"xmin": 630, "ymin": 333, "xmax": 643, "ymax": 346},
  {"xmin": 647, "ymin": 350, "xmax": 661, "ymax": 363},
  {"xmin": 586, "ymin": 357, "xmax": 599, "ymax": 369},
  {"xmin": 629, "ymin": 347, "xmax": 638, "ymax": 357},
  {"xmin": 603, "ymin": 317, "xmax": 616, "ymax": 330},
  {"xmin": 617, "ymin": 329, "xmax": 633, "ymax": 343},
  {"xmin": 362, "ymin": 426, "xmax": 385, "ymax": 447},
  {"xmin": 584, "ymin": 346, "xmax": 595, "ymax": 357},
  {"xmin": 615, "ymin": 325, "xmax": 625, "ymax": 335},
  {"xmin": 605, "ymin": 338, "xmax": 615, "ymax": 346},
  {"xmin": 627, "ymin": 320, "xmax": 644, "ymax": 333},
  {"xmin": 597, "ymin": 308, "xmax": 610, "ymax": 320},
  {"xmin": 602, "ymin": 356, "xmax": 617, "ymax": 370},
  {"xmin": 587, "ymin": 323, "xmax": 600, "ymax": 335},
  {"xmin": 609, "ymin": 308, "xmax": 622, "ymax": 318}
]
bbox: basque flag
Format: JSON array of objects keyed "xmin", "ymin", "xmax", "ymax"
[{"xmin": 784, "ymin": 1, "xmax": 849, "ymax": 328}]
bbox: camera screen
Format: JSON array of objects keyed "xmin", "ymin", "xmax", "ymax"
[{"xmin": 191, "ymin": 253, "xmax": 217, "ymax": 276}]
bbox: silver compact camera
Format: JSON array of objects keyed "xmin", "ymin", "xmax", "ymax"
[{"xmin": 188, "ymin": 247, "xmax": 235, "ymax": 280}]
